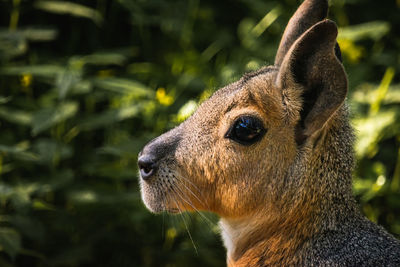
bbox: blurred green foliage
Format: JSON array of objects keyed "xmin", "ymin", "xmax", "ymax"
[{"xmin": 0, "ymin": 0, "xmax": 399, "ymax": 266}]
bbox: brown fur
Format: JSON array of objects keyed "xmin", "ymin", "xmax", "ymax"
[{"xmin": 138, "ymin": 0, "xmax": 400, "ymax": 266}]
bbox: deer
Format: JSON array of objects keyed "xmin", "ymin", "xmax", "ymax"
[{"xmin": 137, "ymin": 0, "xmax": 400, "ymax": 265}]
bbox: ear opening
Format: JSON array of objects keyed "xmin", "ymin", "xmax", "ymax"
[
  {"xmin": 295, "ymin": 84, "xmax": 322, "ymax": 145},
  {"xmin": 277, "ymin": 20, "xmax": 348, "ymax": 145},
  {"xmin": 299, "ymin": 85, "xmax": 322, "ymax": 126}
]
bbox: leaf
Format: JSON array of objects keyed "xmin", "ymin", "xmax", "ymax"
[
  {"xmin": 32, "ymin": 102, "xmax": 78, "ymax": 135},
  {"xmin": 0, "ymin": 144, "xmax": 38, "ymax": 161},
  {"xmin": 0, "ymin": 228, "xmax": 21, "ymax": 260},
  {"xmin": 20, "ymin": 27, "xmax": 58, "ymax": 42},
  {"xmin": 0, "ymin": 183, "xmax": 13, "ymax": 201},
  {"xmin": 34, "ymin": 1, "xmax": 103, "ymax": 25},
  {"xmin": 78, "ymin": 104, "xmax": 142, "ymax": 131},
  {"xmin": 352, "ymin": 83, "xmax": 400, "ymax": 105},
  {"xmin": 69, "ymin": 80, "xmax": 92, "ymax": 95},
  {"xmin": 80, "ymin": 53, "xmax": 127, "ymax": 66},
  {"xmin": 0, "ymin": 27, "xmax": 58, "ymax": 42},
  {"xmin": 0, "ymin": 96, "xmax": 12, "ymax": 104},
  {"xmin": 30, "ymin": 169, "xmax": 75, "ymax": 196},
  {"xmin": 175, "ymin": 100, "xmax": 198, "ymax": 122},
  {"xmin": 11, "ymin": 183, "xmax": 40, "ymax": 207},
  {"xmin": 0, "ymin": 32, "xmax": 27, "ymax": 59},
  {"xmin": 369, "ymin": 67, "xmax": 395, "ymax": 115},
  {"xmin": 56, "ymin": 68, "xmax": 83, "ymax": 100},
  {"xmin": 93, "ymin": 77, "xmax": 153, "ymax": 97},
  {"xmin": 0, "ymin": 27, "xmax": 57, "ymax": 60},
  {"xmin": 338, "ymin": 21, "xmax": 390, "ymax": 42},
  {"xmin": 250, "ymin": 6, "xmax": 281, "ymax": 37},
  {"xmin": 1, "ymin": 65, "xmax": 63, "ymax": 78},
  {"xmin": 67, "ymin": 190, "xmax": 138, "ymax": 205},
  {"xmin": 98, "ymin": 137, "xmax": 149, "ymax": 157},
  {"xmin": 33, "ymin": 199, "xmax": 55, "ymax": 211},
  {"xmin": 32, "ymin": 139, "xmax": 73, "ymax": 165},
  {"xmin": 353, "ymin": 111, "xmax": 398, "ymax": 158},
  {"xmin": 0, "ymin": 107, "xmax": 33, "ymax": 126},
  {"xmin": 67, "ymin": 190, "xmax": 98, "ymax": 204},
  {"xmin": 384, "ymin": 85, "xmax": 400, "ymax": 104}
]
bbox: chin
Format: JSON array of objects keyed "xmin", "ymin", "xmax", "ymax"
[
  {"xmin": 141, "ymin": 193, "xmax": 181, "ymax": 214},
  {"xmin": 139, "ymin": 170, "xmax": 190, "ymax": 214},
  {"xmin": 139, "ymin": 184, "xmax": 163, "ymax": 213}
]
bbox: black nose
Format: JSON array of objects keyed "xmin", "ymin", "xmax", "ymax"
[{"xmin": 138, "ymin": 155, "xmax": 157, "ymax": 180}]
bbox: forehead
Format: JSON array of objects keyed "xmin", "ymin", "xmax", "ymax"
[
  {"xmin": 184, "ymin": 66, "xmax": 283, "ymax": 132},
  {"xmin": 209, "ymin": 66, "xmax": 280, "ymax": 115}
]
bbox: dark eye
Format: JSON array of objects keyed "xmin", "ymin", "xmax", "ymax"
[{"xmin": 225, "ymin": 116, "xmax": 266, "ymax": 145}]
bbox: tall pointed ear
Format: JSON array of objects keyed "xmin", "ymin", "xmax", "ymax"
[
  {"xmin": 276, "ymin": 20, "xmax": 347, "ymax": 144},
  {"xmin": 275, "ymin": 0, "xmax": 328, "ymax": 66}
]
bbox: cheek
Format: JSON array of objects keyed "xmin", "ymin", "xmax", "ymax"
[
  {"xmin": 174, "ymin": 126, "xmax": 296, "ymax": 215},
  {"xmin": 217, "ymin": 132, "xmax": 295, "ymax": 204}
]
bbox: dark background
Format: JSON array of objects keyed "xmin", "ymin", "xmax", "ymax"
[{"xmin": 0, "ymin": 0, "xmax": 399, "ymax": 266}]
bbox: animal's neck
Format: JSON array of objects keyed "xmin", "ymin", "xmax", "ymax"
[
  {"xmin": 220, "ymin": 110, "xmax": 359, "ymax": 266},
  {"xmin": 220, "ymin": 185, "xmax": 356, "ymax": 267},
  {"xmin": 219, "ymin": 197, "xmax": 322, "ymax": 266}
]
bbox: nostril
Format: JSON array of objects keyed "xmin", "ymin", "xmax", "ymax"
[{"xmin": 138, "ymin": 155, "xmax": 157, "ymax": 180}]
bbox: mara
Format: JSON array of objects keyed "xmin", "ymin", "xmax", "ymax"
[{"xmin": 138, "ymin": 0, "xmax": 400, "ymax": 266}]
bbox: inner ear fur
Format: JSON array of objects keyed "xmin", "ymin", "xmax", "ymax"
[{"xmin": 276, "ymin": 20, "xmax": 348, "ymax": 145}]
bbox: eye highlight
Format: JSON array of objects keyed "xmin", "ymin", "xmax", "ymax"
[{"xmin": 225, "ymin": 116, "xmax": 266, "ymax": 145}]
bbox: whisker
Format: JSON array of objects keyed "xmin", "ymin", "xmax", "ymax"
[
  {"xmin": 173, "ymin": 178, "xmax": 235, "ymax": 259},
  {"xmin": 175, "ymin": 175, "xmax": 210, "ymax": 210},
  {"xmin": 169, "ymin": 189, "xmax": 198, "ymax": 254},
  {"xmin": 173, "ymin": 180, "xmax": 217, "ymax": 229},
  {"xmin": 162, "ymin": 172, "xmax": 235, "ymax": 266},
  {"xmin": 174, "ymin": 172, "xmax": 205, "ymax": 198},
  {"xmin": 171, "ymin": 183, "xmax": 234, "ymax": 266}
]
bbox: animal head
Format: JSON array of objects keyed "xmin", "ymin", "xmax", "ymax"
[{"xmin": 138, "ymin": 0, "xmax": 349, "ymax": 220}]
